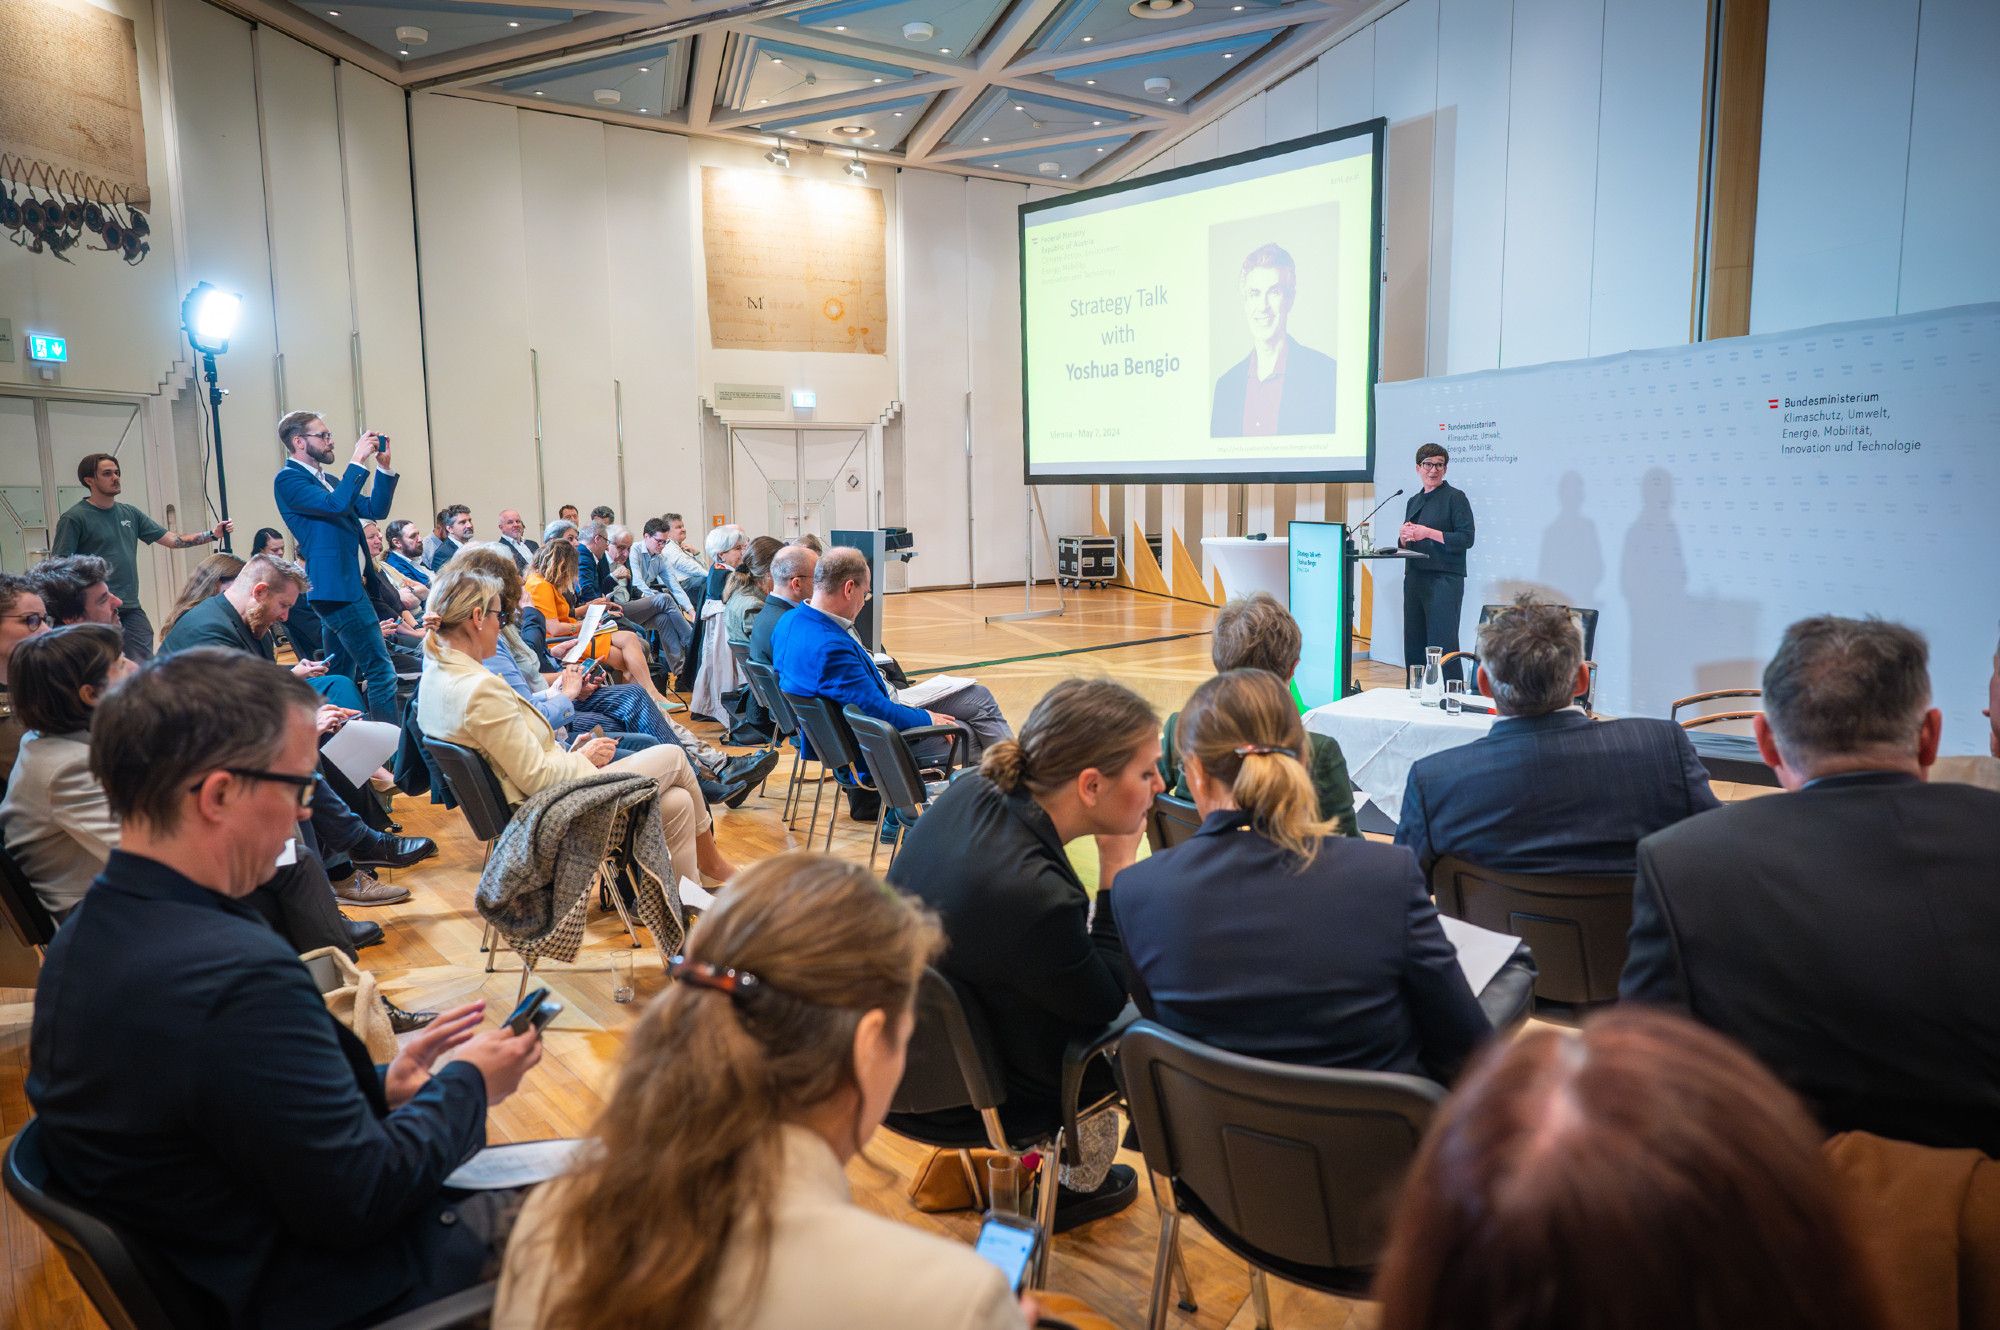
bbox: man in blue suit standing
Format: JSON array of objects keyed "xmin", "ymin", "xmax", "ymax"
[
  {"xmin": 773, "ymin": 546, "xmax": 964, "ymax": 822},
  {"xmin": 273, "ymin": 411, "xmax": 401, "ymax": 723},
  {"xmin": 1395, "ymin": 596, "xmax": 1718, "ymax": 878}
]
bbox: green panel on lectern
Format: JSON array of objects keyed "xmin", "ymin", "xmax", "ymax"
[{"xmin": 1288, "ymin": 520, "xmax": 1348, "ymax": 708}]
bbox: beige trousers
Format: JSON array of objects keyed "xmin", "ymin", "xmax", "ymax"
[{"xmin": 606, "ymin": 742, "xmax": 710, "ymax": 882}]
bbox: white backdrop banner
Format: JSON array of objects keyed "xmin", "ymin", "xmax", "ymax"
[{"xmin": 1371, "ymin": 303, "xmax": 2000, "ymax": 756}]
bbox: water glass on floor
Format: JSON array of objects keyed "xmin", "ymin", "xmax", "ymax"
[
  {"xmin": 987, "ymin": 1155, "xmax": 1026, "ymax": 1217},
  {"xmin": 611, "ymin": 950, "xmax": 635, "ymax": 1004},
  {"xmin": 1444, "ymin": 680, "xmax": 1466, "ymax": 716}
]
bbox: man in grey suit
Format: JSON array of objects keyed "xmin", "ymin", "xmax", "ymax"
[
  {"xmin": 1621, "ymin": 615, "xmax": 2000, "ymax": 1155},
  {"xmin": 1396, "ymin": 596, "xmax": 1718, "ymax": 878}
]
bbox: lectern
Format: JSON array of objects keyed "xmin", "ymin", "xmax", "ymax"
[{"xmin": 1345, "ymin": 534, "xmax": 1425, "ymax": 696}]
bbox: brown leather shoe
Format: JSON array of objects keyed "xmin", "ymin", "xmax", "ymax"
[{"xmin": 333, "ymin": 869, "xmax": 411, "ymax": 907}]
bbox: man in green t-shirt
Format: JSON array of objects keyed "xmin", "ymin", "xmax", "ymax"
[{"xmin": 50, "ymin": 452, "xmax": 231, "ymax": 661}]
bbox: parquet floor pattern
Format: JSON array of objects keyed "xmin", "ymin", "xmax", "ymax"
[{"xmin": 0, "ymin": 586, "xmax": 1766, "ymax": 1329}]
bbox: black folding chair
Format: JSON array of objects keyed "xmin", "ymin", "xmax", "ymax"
[
  {"xmin": 743, "ymin": 659, "xmax": 818, "ymax": 830},
  {"xmin": 3, "ymin": 1119, "xmax": 496, "ymax": 1330},
  {"xmin": 883, "ymin": 968, "xmax": 1132, "ymax": 1287},
  {"xmin": 1143, "ymin": 793, "xmax": 1203, "ymax": 854},
  {"xmin": 1121, "ymin": 1021, "xmax": 1446, "ymax": 1328},
  {"xmin": 423, "ymin": 737, "xmax": 641, "ymax": 1001},
  {"xmin": 1429, "ymin": 854, "xmax": 1634, "ymax": 1010},
  {"xmin": 844, "ymin": 707, "xmax": 966, "ymax": 869},
  {"xmin": 0, "ymin": 840, "xmax": 59, "ymax": 958}
]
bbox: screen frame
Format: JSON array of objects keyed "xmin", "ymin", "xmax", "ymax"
[{"xmin": 1018, "ymin": 116, "xmax": 1387, "ymax": 487}]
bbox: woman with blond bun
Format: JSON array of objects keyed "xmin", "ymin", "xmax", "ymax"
[
  {"xmin": 1114, "ymin": 669, "xmax": 1489, "ymax": 1082},
  {"xmin": 887, "ymin": 677, "xmax": 1163, "ymax": 1230},
  {"xmin": 494, "ymin": 854, "xmax": 1034, "ymax": 1330}
]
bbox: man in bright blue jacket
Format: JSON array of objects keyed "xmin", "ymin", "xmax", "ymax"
[
  {"xmin": 772, "ymin": 546, "xmax": 963, "ymax": 819},
  {"xmin": 273, "ymin": 411, "xmax": 400, "ymax": 722}
]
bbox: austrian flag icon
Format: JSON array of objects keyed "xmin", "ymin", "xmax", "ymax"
[{"xmin": 1767, "ymin": 398, "xmax": 1779, "ymax": 408}]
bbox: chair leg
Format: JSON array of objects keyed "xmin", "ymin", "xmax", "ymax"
[
  {"xmin": 867, "ymin": 800, "xmax": 885, "ymax": 872},
  {"xmin": 515, "ymin": 956, "xmax": 536, "ymax": 1005},
  {"xmin": 821, "ymin": 775, "xmax": 842, "ymax": 853},
  {"xmin": 955, "ymin": 1149, "xmax": 983, "ymax": 1203},
  {"xmin": 1172, "ymin": 1228, "xmax": 1197, "ymax": 1313},
  {"xmin": 1248, "ymin": 1266, "xmax": 1273, "ymax": 1330},
  {"xmin": 1033, "ymin": 1126, "xmax": 1064, "ymax": 1287},
  {"xmin": 1147, "ymin": 1208, "xmax": 1182, "ymax": 1330},
  {"xmin": 483, "ymin": 922, "xmax": 497, "ymax": 973},
  {"xmin": 804, "ymin": 764, "xmax": 826, "ymax": 847},
  {"xmin": 782, "ymin": 749, "xmax": 803, "ymax": 825},
  {"xmin": 887, "ymin": 818, "xmax": 906, "ymax": 868},
  {"xmin": 601, "ymin": 867, "xmax": 643, "ymax": 949}
]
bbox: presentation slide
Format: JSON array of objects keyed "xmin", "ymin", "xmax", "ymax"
[{"xmin": 1020, "ymin": 122, "xmax": 1383, "ymax": 485}]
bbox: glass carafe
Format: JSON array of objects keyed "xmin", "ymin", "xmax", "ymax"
[{"xmin": 1421, "ymin": 646, "xmax": 1444, "ymax": 707}]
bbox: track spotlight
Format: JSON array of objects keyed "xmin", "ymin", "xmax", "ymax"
[
  {"xmin": 844, "ymin": 154, "xmax": 867, "ymax": 180},
  {"xmin": 764, "ymin": 145, "xmax": 792, "ymax": 168}
]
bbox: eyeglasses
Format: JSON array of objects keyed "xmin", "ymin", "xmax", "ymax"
[
  {"xmin": 300, "ymin": 431, "xmax": 335, "ymax": 442},
  {"xmin": 191, "ymin": 767, "xmax": 317, "ymax": 809},
  {"xmin": 1418, "ymin": 460, "xmax": 1448, "ymax": 470},
  {"xmin": 2, "ymin": 612, "xmax": 49, "ymax": 630}
]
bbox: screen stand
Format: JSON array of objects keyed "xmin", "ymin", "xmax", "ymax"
[{"xmin": 986, "ymin": 487, "xmax": 1068, "ymax": 624}]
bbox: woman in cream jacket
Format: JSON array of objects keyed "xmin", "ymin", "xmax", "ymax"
[{"xmin": 416, "ymin": 568, "xmax": 736, "ymax": 885}]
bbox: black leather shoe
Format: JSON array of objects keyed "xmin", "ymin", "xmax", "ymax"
[
  {"xmin": 343, "ymin": 914, "xmax": 385, "ymax": 950},
  {"xmin": 844, "ymin": 786, "xmax": 882, "ymax": 823},
  {"xmin": 722, "ymin": 747, "xmax": 781, "ymax": 790},
  {"xmin": 1053, "ymin": 1164, "xmax": 1138, "ymax": 1233},
  {"xmin": 353, "ymin": 835, "xmax": 438, "ymax": 870},
  {"xmin": 383, "ymin": 998, "xmax": 439, "ymax": 1034}
]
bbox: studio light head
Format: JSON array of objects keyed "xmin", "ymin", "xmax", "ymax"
[{"xmin": 181, "ymin": 282, "xmax": 243, "ymax": 356}]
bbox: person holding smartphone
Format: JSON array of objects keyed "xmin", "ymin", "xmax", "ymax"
[{"xmin": 494, "ymin": 854, "xmax": 1035, "ymax": 1330}]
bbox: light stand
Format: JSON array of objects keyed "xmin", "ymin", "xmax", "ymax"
[
  {"xmin": 181, "ymin": 282, "xmax": 243, "ymax": 553},
  {"xmin": 985, "ymin": 486, "xmax": 1068, "ymax": 624}
]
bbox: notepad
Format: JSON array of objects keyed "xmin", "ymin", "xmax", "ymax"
[
  {"xmin": 1440, "ymin": 916, "xmax": 1521, "ymax": 994},
  {"xmin": 897, "ymin": 675, "xmax": 977, "ymax": 708}
]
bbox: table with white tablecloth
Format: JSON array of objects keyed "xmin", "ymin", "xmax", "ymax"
[{"xmin": 1303, "ymin": 689, "xmax": 1494, "ymax": 823}]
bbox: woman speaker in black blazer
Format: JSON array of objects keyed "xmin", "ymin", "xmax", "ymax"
[{"xmin": 1113, "ymin": 669, "xmax": 1490, "ymax": 1084}]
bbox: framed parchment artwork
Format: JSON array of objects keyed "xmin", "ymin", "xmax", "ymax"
[
  {"xmin": 0, "ymin": 0, "xmax": 151, "ymax": 207},
  {"xmin": 702, "ymin": 167, "xmax": 886, "ymax": 355}
]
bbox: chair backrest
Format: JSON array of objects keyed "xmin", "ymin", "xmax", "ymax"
[
  {"xmin": 844, "ymin": 708, "xmax": 930, "ymax": 818},
  {"xmin": 1428, "ymin": 855, "xmax": 1635, "ymax": 1006},
  {"xmin": 785, "ymin": 692, "xmax": 861, "ymax": 774},
  {"xmin": 1670, "ymin": 687, "xmax": 1764, "ymax": 731},
  {"xmin": 1477, "ymin": 602, "xmax": 1600, "ymax": 660},
  {"xmin": 889, "ymin": 966, "xmax": 1009, "ymax": 1116},
  {"xmin": 1120, "ymin": 1020, "xmax": 1444, "ymax": 1283},
  {"xmin": 1144, "ymin": 793, "xmax": 1203, "ymax": 854},
  {"xmin": 4, "ymin": 1119, "xmax": 219, "ymax": 1330},
  {"xmin": 422, "ymin": 738, "xmax": 514, "ymax": 842},
  {"xmin": 0, "ymin": 840, "xmax": 58, "ymax": 949},
  {"xmin": 742, "ymin": 660, "xmax": 798, "ymax": 740}
]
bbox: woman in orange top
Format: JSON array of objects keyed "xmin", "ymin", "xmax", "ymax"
[{"xmin": 525, "ymin": 538, "xmax": 670, "ymax": 707}]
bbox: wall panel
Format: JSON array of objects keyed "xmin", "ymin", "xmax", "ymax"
[
  {"xmin": 1430, "ymin": 0, "xmax": 1512, "ymax": 374},
  {"xmin": 1897, "ymin": 0, "xmax": 2000, "ymax": 315},
  {"xmin": 1316, "ymin": 28, "xmax": 1375, "ymax": 131},
  {"xmin": 1372, "ymin": 0, "xmax": 1438, "ymax": 383},
  {"xmin": 967, "ymin": 177, "xmax": 1032, "ymax": 585},
  {"xmin": 896, "ymin": 170, "xmax": 973, "ymax": 587},
  {"xmin": 1262, "ymin": 68, "xmax": 1317, "ymax": 142}
]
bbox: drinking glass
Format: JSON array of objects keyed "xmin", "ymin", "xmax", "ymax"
[
  {"xmin": 1407, "ymin": 665, "xmax": 1425, "ymax": 699},
  {"xmin": 611, "ymin": 950, "xmax": 635, "ymax": 1004},
  {"xmin": 1444, "ymin": 679, "xmax": 1466, "ymax": 716},
  {"xmin": 986, "ymin": 1155, "xmax": 1026, "ymax": 1217}
]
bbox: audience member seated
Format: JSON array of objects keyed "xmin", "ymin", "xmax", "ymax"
[
  {"xmin": 26, "ymin": 649, "xmax": 543, "ymax": 1327},
  {"xmin": 572, "ymin": 521, "xmax": 616, "ymax": 604},
  {"xmin": 427, "ymin": 504, "xmax": 471, "ymax": 572},
  {"xmin": 444, "ymin": 546, "xmax": 775, "ymax": 805},
  {"xmin": 495, "ymin": 509, "xmax": 537, "ymax": 571},
  {"xmin": 704, "ymin": 522, "xmax": 748, "ymax": 600},
  {"xmin": 627, "ymin": 517, "xmax": 697, "ymax": 678},
  {"xmin": 524, "ymin": 539, "xmax": 671, "ymax": 709},
  {"xmin": 250, "ymin": 527, "xmax": 288, "ymax": 560},
  {"xmin": 887, "ymin": 678, "xmax": 1162, "ymax": 1229},
  {"xmin": 382, "ymin": 517, "xmax": 435, "ymax": 595},
  {"xmin": 158, "ymin": 552, "xmax": 436, "ymax": 908},
  {"xmin": 0, "ymin": 627, "xmax": 378, "ymax": 961},
  {"xmin": 749, "ymin": 542, "xmax": 815, "ymax": 668},
  {"xmin": 1372, "ymin": 1008, "xmax": 1890, "ymax": 1330},
  {"xmin": 717, "ymin": 535, "xmax": 783, "ymax": 743},
  {"xmin": 31, "ymin": 554, "xmax": 122, "ymax": 629},
  {"xmin": 1396, "ymin": 594, "xmax": 1719, "ymax": 876},
  {"xmin": 247, "ymin": 529, "xmax": 327, "ymax": 658},
  {"xmin": 1117, "ymin": 669, "xmax": 1489, "ymax": 1082},
  {"xmin": 160, "ymin": 553, "xmax": 367, "ymax": 715},
  {"xmin": 0, "ymin": 572, "xmax": 51, "ymax": 777},
  {"xmin": 361, "ymin": 520, "xmax": 424, "ymax": 670},
  {"xmin": 418, "ymin": 568, "xmax": 737, "ymax": 884},
  {"xmin": 1160, "ymin": 592, "xmax": 1360, "ymax": 836},
  {"xmin": 600, "ymin": 522, "xmax": 695, "ymax": 679},
  {"xmin": 158, "ymin": 552, "xmax": 243, "ymax": 640},
  {"xmin": 494, "ymin": 853, "xmax": 1031, "ymax": 1330},
  {"xmin": 1621, "ymin": 615, "xmax": 2000, "ymax": 1156}
]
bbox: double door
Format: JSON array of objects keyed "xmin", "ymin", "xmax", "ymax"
[
  {"xmin": 727, "ymin": 427, "xmax": 875, "ymax": 542},
  {"xmin": 0, "ymin": 391, "xmax": 152, "ymax": 573}
]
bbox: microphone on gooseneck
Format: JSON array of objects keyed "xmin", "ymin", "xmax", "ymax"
[{"xmin": 1354, "ymin": 487, "xmax": 1405, "ymax": 533}]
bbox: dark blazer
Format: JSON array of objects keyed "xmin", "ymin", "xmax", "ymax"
[
  {"xmin": 425, "ymin": 537, "xmax": 460, "ymax": 573},
  {"xmin": 771, "ymin": 603, "xmax": 928, "ymax": 762},
  {"xmin": 1115, "ymin": 811, "xmax": 1489, "ymax": 1083},
  {"xmin": 1621, "ymin": 772, "xmax": 2000, "ymax": 1156},
  {"xmin": 748, "ymin": 592, "xmax": 797, "ymax": 668},
  {"xmin": 273, "ymin": 461, "xmax": 397, "ymax": 605},
  {"xmin": 886, "ymin": 775, "xmax": 1127, "ymax": 1108},
  {"xmin": 571, "ymin": 550, "xmax": 604, "ymax": 604},
  {"xmin": 1396, "ymin": 710, "xmax": 1720, "ymax": 877},
  {"xmin": 1209, "ymin": 336, "xmax": 1339, "ymax": 437},
  {"xmin": 1401, "ymin": 481, "xmax": 1475, "ymax": 577},
  {"xmin": 160, "ymin": 594, "xmax": 272, "ymax": 661},
  {"xmin": 26, "ymin": 852, "xmax": 490, "ymax": 1328}
]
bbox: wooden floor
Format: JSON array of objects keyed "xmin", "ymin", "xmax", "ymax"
[{"xmin": 0, "ymin": 585, "xmax": 1748, "ymax": 1329}]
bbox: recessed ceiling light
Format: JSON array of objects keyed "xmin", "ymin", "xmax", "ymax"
[
  {"xmin": 534, "ymin": 90, "xmax": 544, "ymax": 95},
  {"xmin": 1081, "ymin": 35, "xmax": 1092, "ymax": 41},
  {"xmin": 903, "ymin": 20, "xmax": 935, "ymax": 41},
  {"xmin": 759, "ymin": 98, "xmax": 769, "ymax": 104},
  {"xmin": 1015, "ymin": 104, "xmax": 1027, "ymax": 111},
  {"xmin": 1084, "ymin": 78, "xmax": 1096, "ymax": 84},
  {"xmin": 982, "ymin": 136, "xmax": 990, "ymax": 141},
  {"xmin": 1166, "ymin": 95, "xmax": 1176, "ymax": 102},
  {"xmin": 835, "ymin": 124, "xmax": 870, "ymax": 136},
  {"xmin": 1061, "ymin": 174, "xmax": 1069, "ymax": 178},
  {"xmin": 834, "ymin": 23, "xmax": 845, "ymax": 29},
  {"xmin": 893, "ymin": 111, "xmax": 903, "ymax": 116},
  {"xmin": 506, "ymin": 19, "xmax": 518, "ymax": 26},
  {"xmin": 399, "ymin": 49, "xmax": 410, "ymax": 56},
  {"xmin": 638, "ymin": 65, "xmax": 649, "ymax": 71},
  {"xmin": 326, "ymin": 9, "xmax": 338, "ymax": 14},
  {"xmin": 872, "ymin": 77, "xmax": 883, "ymax": 83},
  {"xmin": 1092, "ymin": 119, "xmax": 1101, "ymax": 125},
  {"xmin": 771, "ymin": 56, "xmax": 782, "ymax": 63},
  {"xmin": 1096, "ymin": 147, "xmax": 1105, "ymax": 152},
  {"xmin": 1223, "ymin": 52, "xmax": 1232, "ymax": 58},
  {"xmin": 1232, "ymin": 3, "xmax": 1243, "ymax": 8},
  {"xmin": 940, "ymin": 47, "xmax": 952, "ymax": 53}
]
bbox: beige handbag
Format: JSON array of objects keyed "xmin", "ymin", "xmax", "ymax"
[{"xmin": 301, "ymin": 946, "xmax": 399, "ymax": 1063}]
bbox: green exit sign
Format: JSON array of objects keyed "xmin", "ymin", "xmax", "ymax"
[{"xmin": 27, "ymin": 334, "xmax": 67, "ymax": 363}]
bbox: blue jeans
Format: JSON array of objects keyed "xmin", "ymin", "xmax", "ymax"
[
  {"xmin": 308, "ymin": 673, "xmax": 368, "ymax": 712},
  {"xmin": 314, "ymin": 597, "xmax": 399, "ymax": 725}
]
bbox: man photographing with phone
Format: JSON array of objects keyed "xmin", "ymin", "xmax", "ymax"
[
  {"xmin": 273, "ymin": 411, "xmax": 402, "ymax": 724},
  {"xmin": 26, "ymin": 650, "xmax": 543, "ymax": 1327}
]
